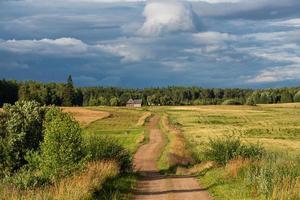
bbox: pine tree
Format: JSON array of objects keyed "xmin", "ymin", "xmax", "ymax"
[{"xmin": 62, "ymin": 75, "xmax": 75, "ymax": 106}]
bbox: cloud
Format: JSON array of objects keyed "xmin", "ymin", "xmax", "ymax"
[
  {"xmin": 0, "ymin": 38, "xmax": 88, "ymax": 56},
  {"xmin": 272, "ymin": 18, "xmax": 300, "ymax": 28},
  {"xmin": 137, "ymin": 0, "xmax": 201, "ymax": 37},
  {"xmin": 247, "ymin": 65, "xmax": 300, "ymax": 83},
  {"xmin": 192, "ymin": 31, "xmax": 236, "ymax": 44},
  {"xmin": 96, "ymin": 43, "xmax": 153, "ymax": 63}
]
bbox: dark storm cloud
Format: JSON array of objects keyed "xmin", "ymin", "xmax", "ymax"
[{"xmin": 0, "ymin": 0, "xmax": 300, "ymax": 87}]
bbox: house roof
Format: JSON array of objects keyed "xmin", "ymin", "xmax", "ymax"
[{"xmin": 127, "ymin": 99, "xmax": 142, "ymax": 104}]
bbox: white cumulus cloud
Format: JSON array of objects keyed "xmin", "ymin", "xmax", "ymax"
[
  {"xmin": 137, "ymin": 0, "xmax": 200, "ymax": 37},
  {"xmin": 0, "ymin": 38, "xmax": 88, "ymax": 56}
]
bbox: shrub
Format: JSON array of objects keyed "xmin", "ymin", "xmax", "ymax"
[
  {"xmin": 40, "ymin": 107, "xmax": 84, "ymax": 180},
  {"xmin": 1, "ymin": 101, "xmax": 46, "ymax": 173},
  {"xmin": 84, "ymin": 136, "xmax": 132, "ymax": 173},
  {"xmin": 294, "ymin": 91, "xmax": 300, "ymax": 102},
  {"xmin": 222, "ymin": 99, "xmax": 242, "ymax": 105},
  {"xmin": 204, "ymin": 136, "xmax": 264, "ymax": 165}
]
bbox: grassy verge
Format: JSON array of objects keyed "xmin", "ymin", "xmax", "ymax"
[
  {"xmin": 93, "ymin": 173, "xmax": 137, "ymax": 200},
  {"xmin": 83, "ymin": 107, "xmax": 151, "ymax": 199},
  {"xmin": 158, "ymin": 114, "xmax": 193, "ymax": 173},
  {"xmin": 0, "ymin": 161, "xmax": 119, "ymax": 200}
]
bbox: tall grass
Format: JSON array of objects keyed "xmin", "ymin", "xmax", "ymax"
[
  {"xmin": 204, "ymin": 136, "xmax": 265, "ymax": 165},
  {"xmin": 0, "ymin": 161, "xmax": 119, "ymax": 200},
  {"xmin": 243, "ymin": 154, "xmax": 300, "ymax": 199},
  {"xmin": 159, "ymin": 115, "xmax": 193, "ymax": 171}
]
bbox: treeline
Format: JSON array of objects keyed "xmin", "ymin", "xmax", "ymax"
[{"xmin": 1, "ymin": 76, "xmax": 300, "ymax": 107}]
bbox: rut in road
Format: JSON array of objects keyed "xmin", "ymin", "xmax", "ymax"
[{"xmin": 133, "ymin": 115, "xmax": 212, "ymax": 200}]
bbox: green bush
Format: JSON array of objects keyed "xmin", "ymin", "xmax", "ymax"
[
  {"xmin": 1, "ymin": 101, "xmax": 46, "ymax": 173},
  {"xmin": 85, "ymin": 136, "xmax": 132, "ymax": 173},
  {"xmin": 222, "ymin": 99, "xmax": 242, "ymax": 105},
  {"xmin": 40, "ymin": 107, "xmax": 84, "ymax": 180},
  {"xmin": 204, "ymin": 136, "xmax": 264, "ymax": 165}
]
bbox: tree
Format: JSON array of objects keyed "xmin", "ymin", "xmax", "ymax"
[
  {"xmin": 110, "ymin": 97, "xmax": 120, "ymax": 106},
  {"xmin": 280, "ymin": 91, "xmax": 293, "ymax": 103},
  {"xmin": 1, "ymin": 101, "xmax": 46, "ymax": 173},
  {"xmin": 40, "ymin": 107, "xmax": 84, "ymax": 179},
  {"xmin": 98, "ymin": 96, "xmax": 108, "ymax": 106},
  {"xmin": 246, "ymin": 96, "xmax": 256, "ymax": 106},
  {"xmin": 62, "ymin": 75, "xmax": 75, "ymax": 106},
  {"xmin": 294, "ymin": 91, "xmax": 300, "ymax": 102}
]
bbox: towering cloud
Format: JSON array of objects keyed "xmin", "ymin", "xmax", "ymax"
[{"xmin": 138, "ymin": 0, "xmax": 201, "ymax": 37}]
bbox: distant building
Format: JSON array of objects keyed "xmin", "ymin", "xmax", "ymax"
[{"xmin": 126, "ymin": 99, "xmax": 142, "ymax": 107}]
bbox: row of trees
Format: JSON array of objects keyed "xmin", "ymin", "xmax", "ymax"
[{"xmin": 1, "ymin": 76, "xmax": 300, "ymax": 107}]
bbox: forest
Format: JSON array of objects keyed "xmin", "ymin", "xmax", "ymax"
[{"xmin": 1, "ymin": 76, "xmax": 300, "ymax": 107}]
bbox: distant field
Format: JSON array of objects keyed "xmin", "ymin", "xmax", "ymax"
[
  {"xmin": 167, "ymin": 104, "xmax": 300, "ymax": 156},
  {"xmin": 62, "ymin": 107, "xmax": 110, "ymax": 126},
  {"xmin": 84, "ymin": 107, "xmax": 149, "ymax": 153}
]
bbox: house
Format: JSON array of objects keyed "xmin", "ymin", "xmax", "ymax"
[{"xmin": 126, "ymin": 99, "xmax": 142, "ymax": 107}]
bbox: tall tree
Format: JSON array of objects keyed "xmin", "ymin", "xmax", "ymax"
[{"xmin": 62, "ymin": 75, "xmax": 75, "ymax": 106}]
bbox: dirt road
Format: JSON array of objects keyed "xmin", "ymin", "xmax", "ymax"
[{"xmin": 133, "ymin": 116, "xmax": 212, "ymax": 200}]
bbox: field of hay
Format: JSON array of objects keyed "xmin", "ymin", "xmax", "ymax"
[
  {"xmin": 166, "ymin": 104, "xmax": 300, "ymax": 156},
  {"xmin": 84, "ymin": 107, "xmax": 149, "ymax": 153},
  {"xmin": 62, "ymin": 107, "xmax": 110, "ymax": 126},
  {"xmin": 163, "ymin": 103, "xmax": 300, "ymax": 199}
]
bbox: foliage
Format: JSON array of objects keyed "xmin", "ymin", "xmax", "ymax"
[
  {"xmin": 1, "ymin": 101, "xmax": 46, "ymax": 173},
  {"xmin": 0, "ymin": 79, "xmax": 18, "ymax": 107},
  {"xmin": 245, "ymin": 96, "xmax": 256, "ymax": 106},
  {"xmin": 204, "ymin": 136, "xmax": 264, "ymax": 165},
  {"xmin": 40, "ymin": 107, "xmax": 84, "ymax": 180},
  {"xmin": 84, "ymin": 136, "xmax": 132, "ymax": 173},
  {"xmin": 62, "ymin": 75, "xmax": 76, "ymax": 106},
  {"xmin": 294, "ymin": 91, "xmax": 300, "ymax": 102},
  {"xmin": 1, "ymin": 77, "xmax": 300, "ymax": 107},
  {"xmin": 110, "ymin": 97, "xmax": 120, "ymax": 106}
]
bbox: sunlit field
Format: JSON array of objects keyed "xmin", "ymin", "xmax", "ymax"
[
  {"xmin": 167, "ymin": 104, "xmax": 300, "ymax": 156},
  {"xmin": 162, "ymin": 104, "xmax": 300, "ymax": 199},
  {"xmin": 84, "ymin": 107, "xmax": 150, "ymax": 153}
]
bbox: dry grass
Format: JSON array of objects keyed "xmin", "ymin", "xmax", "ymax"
[
  {"xmin": 62, "ymin": 107, "xmax": 110, "ymax": 126},
  {"xmin": 0, "ymin": 161, "xmax": 119, "ymax": 200},
  {"xmin": 271, "ymin": 177, "xmax": 300, "ymax": 200},
  {"xmin": 224, "ymin": 158, "xmax": 252, "ymax": 178},
  {"xmin": 176, "ymin": 161, "xmax": 215, "ymax": 175},
  {"xmin": 161, "ymin": 115, "xmax": 194, "ymax": 168},
  {"xmin": 135, "ymin": 112, "xmax": 151, "ymax": 127}
]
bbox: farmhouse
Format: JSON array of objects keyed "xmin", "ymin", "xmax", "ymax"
[{"xmin": 126, "ymin": 99, "xmax": 142, "ymax": 107}]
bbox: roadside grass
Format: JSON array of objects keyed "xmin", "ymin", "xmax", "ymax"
[
  {"xmin": 0, "ymin": 161, "xmax": 119, "ymax": 200},
  {"xmin": 158, "ymin": 114, "xmax": 193, "ymax": 173},
  {"xmin": 93, "ymin": 173, "xmax": 137, "ymax": 200},
  {"xmin": 166, "ymin": 103, "xmax": 300, "ymax": 199},
  {"xmin": 83, "ymin": 107, "xmax": 150, "ymax": 199}
]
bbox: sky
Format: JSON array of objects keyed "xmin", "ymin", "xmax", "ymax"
[{"xmin": 0, "ymin": 0, "xmax": 300, "ymax": 88}]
